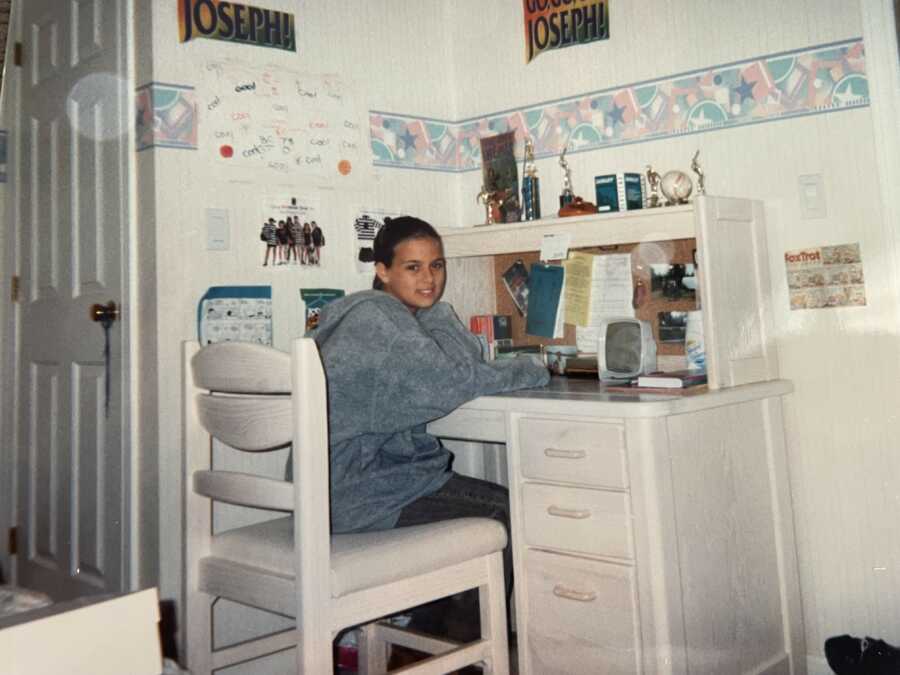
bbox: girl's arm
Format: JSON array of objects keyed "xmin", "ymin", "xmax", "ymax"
[{"xmin": 372, "ymin": 303, "xmax": 548, "ymax": 431}]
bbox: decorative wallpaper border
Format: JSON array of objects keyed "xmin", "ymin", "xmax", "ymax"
[
  {"xmin": 370, "ymin": 38, "xmax": 869, "ymax": 172},
  {"xmin": 136, "ymin": 82, "xmax": 198, "ymax": 151}
]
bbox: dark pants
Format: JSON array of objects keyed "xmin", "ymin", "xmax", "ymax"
[{"xmin": 394, "ymin": 472, "xmax": 513, "ymax": 640}]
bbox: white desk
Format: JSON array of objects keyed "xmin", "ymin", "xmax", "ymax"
[{"xmin": 429, "ymin": 378, "xmax": 805, "ymax": 675}]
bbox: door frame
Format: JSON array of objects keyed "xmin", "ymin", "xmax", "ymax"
[
  {"xmin": 0, "ymin": 0, "xmax": 21, "ymax": 585},
  {"xmin": 0, "ymin": 0, "xmax": 141, "ymax": 593}
]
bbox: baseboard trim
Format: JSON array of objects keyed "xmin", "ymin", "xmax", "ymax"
[{"xmin": 807, "ymin": 653, "xmax": 831, "ymax": 675}]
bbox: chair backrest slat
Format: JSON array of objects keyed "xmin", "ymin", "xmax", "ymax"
[
  {"xmin": 192, "ymin": 342, "xmax": 292, "ymax": 393},
  {"xmin": 193, "ymin": 470, "xmax": 293, "ymax": 511},
  {"xmin": 196, "ymin": 394, "xmax": 292, "ymax": 451}
]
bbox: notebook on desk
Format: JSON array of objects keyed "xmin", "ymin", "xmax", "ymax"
[{"xmin": 603, "ymin": 382, "xmax": 709, "ymax": 396}]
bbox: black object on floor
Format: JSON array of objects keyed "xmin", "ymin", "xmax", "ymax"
[{"xmin": 825, "ymin": 634, "xmax": 900, "ymax": 675}]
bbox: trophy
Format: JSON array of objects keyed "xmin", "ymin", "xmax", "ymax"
[
  {"xmin": 477, "ymin": 185, "xmax": 495, "ymax": 225},
  {"xmin": 558, "ymin": 142, "xmax": 575, "ymax": 210},
  {"xmin": 476, "ymin": 185, "xmax": 511, "ymax": 225},
  {"xmin": 645, "ymin": 165, "xmax": 662, "ymax": 208},
  {"xmin": 691, "ymin": 150, "xmax": 706, "ymax": 195},
  {"xmin": 521, "ymin": 138, "xmax": 541, "ymax": 221}
]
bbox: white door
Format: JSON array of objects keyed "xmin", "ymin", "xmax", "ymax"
[{"xmin": 12, "ymin": 0, "xmax": 132, "ymax": 600}]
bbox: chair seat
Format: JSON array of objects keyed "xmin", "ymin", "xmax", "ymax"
[{"xmin": 210, "ymin": 516, "xmax": 507, "ymax": 598}]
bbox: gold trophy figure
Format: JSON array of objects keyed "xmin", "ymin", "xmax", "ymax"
[
  {"xmin": 691, "ymin": 150, "xmax": 706, "ymax": 195},
  {"xmin": 476, "ymin": 186, "xmax": 495, "ymax": 225},
  {"xmin": 645, "ymin": 165, "xmax": 662, "ymax": 208}
]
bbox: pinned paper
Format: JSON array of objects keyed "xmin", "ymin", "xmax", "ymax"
[
  {"xmin": 539, "ymin": 233, "xmax": 571, "ymax": 261},
  {"xmin": 563, "ymin": 252, "xmax": 633, "ymax": 327},
  {"xmin": 525, "ymin": 263, "xmax": 565, "ymax": 338},
  {"xmin": 562, "ymin": 251, "xmax": 594, "ymax": 326}
]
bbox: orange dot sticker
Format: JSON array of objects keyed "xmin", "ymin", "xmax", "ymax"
[{"xmin": 337, "ymin": 159, "xmax": 352, "ymax": 175}]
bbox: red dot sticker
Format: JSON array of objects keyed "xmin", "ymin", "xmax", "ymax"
[
  {"xmin": 338, "ymin": 159, "xmax": 352, "ymax": 175},
  {"xmin": 220, "ymin": 145, "xmax": 234, "ymax": 158}
]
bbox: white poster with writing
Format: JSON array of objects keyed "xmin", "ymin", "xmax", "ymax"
[{"xmin": 202, "ymin": 59, "xmax": 369, "ymax": 185}]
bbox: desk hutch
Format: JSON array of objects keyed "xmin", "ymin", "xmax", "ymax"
[{"xmin": 429, "ymin": 196, "xmax": 805, "ymax": 675}]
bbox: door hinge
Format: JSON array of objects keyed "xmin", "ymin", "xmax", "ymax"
[
  {"xmin": 13, "ymin": 42, "xmax": 22, "ymax": 67},
  {"xmin": 7, "ymin": 526, "xmax": 17, "ymax": 555},
  {"xmin": 11, "ymin": 275, "xmax": 19, "ymax": 303}
]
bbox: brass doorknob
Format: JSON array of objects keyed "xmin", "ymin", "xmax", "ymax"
[{"xmin": 90, "ymin": 301, "xmax": 119, "ymax": 323}]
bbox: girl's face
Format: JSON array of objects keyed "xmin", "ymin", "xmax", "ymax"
[{"xmin": 375, "ymin": 236, "xmax": 446, "ymax": 313}]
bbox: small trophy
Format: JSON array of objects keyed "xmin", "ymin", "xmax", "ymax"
[
  {"xmin": 476, "ymin": 185, "xmax": 496, "ymax": 225},
  {"xmin": 691, "ymin": 150, "xmax": 706, "ymax": 195},
  {"xmin": 476, "ymin": 185, "xmax": 511, "ymax": 225},
  {"xmin": 521, "ymin": 138, "xmax": 541, "ymax": 221},
  {"xmin": 645, "ymin": 165, "xmax": 662, "ymax": 208},
  {"xmin": 558, "ymin": 143, "xmax": 575, "ymax": 210}
]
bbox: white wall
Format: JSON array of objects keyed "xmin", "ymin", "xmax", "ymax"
[{"xmin": 142, "ymin": 1, "xmax": 900, "ymax": 671}]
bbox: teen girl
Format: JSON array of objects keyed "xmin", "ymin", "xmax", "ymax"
[
  {"xmin": 311, "ymin": 215, "xmax": 547, "ymax": 533},
  {"xmin": 309, "ymin": 216, "xmax": 548, "ymax": 637}
]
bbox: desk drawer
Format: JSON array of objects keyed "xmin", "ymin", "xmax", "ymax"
[
  {"xmin": 524, "ymin": 549, "xmax": 641, "ymax": 674},
  {"xmin": 428, "ymin": 407, "xmax": 505, "ymax": 443},
  {"xmin": 518, "ymin": 418, "xmax": 627, "ymax": 488},
  {"xmin": 522, "ymin": 483, "xmax": 632, "ymax": 559}
]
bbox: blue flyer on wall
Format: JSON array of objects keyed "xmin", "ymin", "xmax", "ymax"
[{"xmin": 198, "ymin": 286, "xmax": 272, "ymax": 346}]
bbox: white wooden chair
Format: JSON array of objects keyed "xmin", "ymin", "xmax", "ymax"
[{"xmin": 183, "ymin": 338, "xmax": 510, "ymax": 674}]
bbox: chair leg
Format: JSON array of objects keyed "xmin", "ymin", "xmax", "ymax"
[
  {"xmin": 358, "ymin": 622, "xmax": 389, "ymax": 675},
  {"xmin": 295, "ymin": 625, "xmax": 335, "ymax": 674},
  {"xmin": 185, "ymin": 594, "xmax": 214, "ymax": 675},
  {"xmin": 480, "ymin": 552, "xmax": 510, "ymax": 675}
]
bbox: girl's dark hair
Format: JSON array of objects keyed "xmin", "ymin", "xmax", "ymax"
[{"xmin": 372, "ymin": 216, "xmax": 442, "ymax": 289}]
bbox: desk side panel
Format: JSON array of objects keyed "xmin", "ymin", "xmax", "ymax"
[{"xmin": 666, "ymin": 399, "xmax": 792, "ymax": 674}]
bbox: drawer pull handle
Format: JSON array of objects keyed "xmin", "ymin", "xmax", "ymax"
[
  {"xmin": 553, "ymin": 584, "xmax": 597, "ymax": 603},
  {"xmin": 547, "ymin": 505, "xmax": 591, "ymax": 519},
  {"xmin": 544, "ymin": 448, "xmax": 586, "ymax": 460}
]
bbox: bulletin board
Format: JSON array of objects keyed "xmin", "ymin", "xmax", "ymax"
[
  {"xmin": 493, "ymin": 238, "xmax": 698, "ymax": 356},
  {"xmin": 201, "ymin": 59, "xmax": 370, "ymax": 186}
]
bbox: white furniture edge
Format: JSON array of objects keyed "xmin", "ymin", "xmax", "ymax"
[
  {"xmin": 437, "ymin": 204, "xmax": 695, "ymax": 258},
  {"xmin": 428, "ymin": 379, "xmax": 794, "ymax": 443}
]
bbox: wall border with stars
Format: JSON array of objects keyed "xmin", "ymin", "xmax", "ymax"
[
  {"xmin": 369, "ymin": 37, "xmax": 868, "ymax": 172},
  {"xmin": 136, "ymin": 82, "xmax": 198, "ymax": 152}
]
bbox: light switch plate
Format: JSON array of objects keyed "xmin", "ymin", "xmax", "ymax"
[
  {"xmin": 206, "ymin": 208, "xmax": 230, "ymax": 250},
  {"xmin": 798, "ymin": 174, "xmax": 827, "ymax": 219}
]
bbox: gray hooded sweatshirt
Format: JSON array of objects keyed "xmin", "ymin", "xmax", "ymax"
[{"xmin": 310, "ymin": 290, "xmax": 550, "ymax": 533}]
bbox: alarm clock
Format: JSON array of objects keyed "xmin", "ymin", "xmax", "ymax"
[{"xmin": 660, "ymin": 170, "xmax": 693, "ymax": 205}]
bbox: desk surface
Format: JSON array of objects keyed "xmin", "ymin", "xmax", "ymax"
[
  {"xmin": 460, "ymin": 377, "xmax": 790, "ymax": 415},
  {"xmin": 428, "ymin": 378, "xmax": 793, "ymax": 442}
]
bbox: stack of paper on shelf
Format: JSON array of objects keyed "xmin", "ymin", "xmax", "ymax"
[{"xmin": 562, "ymin": 251, "xmax": 634, "ymax": 352}]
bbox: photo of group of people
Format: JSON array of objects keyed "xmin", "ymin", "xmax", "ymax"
[
  {"xmin": 259, "ymin": 195, "xmax": 324, "ymax": 268},
  {"xmin": 260, "ymin": 216, "xmax": 325, "ymax": 266}
]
